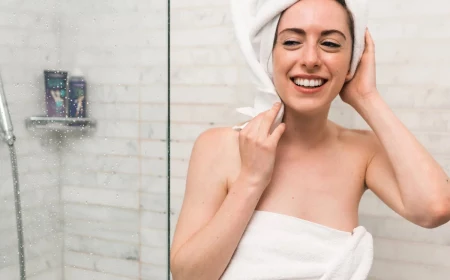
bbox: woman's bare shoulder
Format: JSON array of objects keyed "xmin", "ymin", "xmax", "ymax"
[
  {"xmin": 195, "ymin": 126, "xmax": 239, "ymax": 153},
  {"xmin": 335, "ymin": 124, "xmax": 379, "ymax": 155},
  {"xmin": 192, "ymin": 126, "xmax": 241, "ymax": 177}
]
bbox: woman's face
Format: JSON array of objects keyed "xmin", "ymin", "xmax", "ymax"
[{"xmin": 272, "ymin": 0, "xmax": 353, "ymax": 114}]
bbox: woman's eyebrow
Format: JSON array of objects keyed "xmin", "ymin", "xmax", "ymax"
[{"xmin": 279, "ymin": 28, "xmax": 347, "ymax": 40}]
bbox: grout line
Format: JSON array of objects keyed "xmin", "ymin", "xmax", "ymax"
[
  {"xmin": 64, "ymin": 265, "xmax": 136, "ymax": 280},
  {"xmin": 138, "ymin": 50, "xmax": 143, "ymax": 280},
  {"xmin": 373, "ymin": 257, "xmax": 450, "ymax": 269},
  {"xmin": 370, "ymin": 234, "xmax": 450, "ymax": 248},
  {"xmin": 65, "ymin": 233, "xmax": 140, "ymax": 246}
]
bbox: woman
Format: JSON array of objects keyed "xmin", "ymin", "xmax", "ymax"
[{"xmin": 170, "ymin": 0, "xmax": 450, "ymax": 279}]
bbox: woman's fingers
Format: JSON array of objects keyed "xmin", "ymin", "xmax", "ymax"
[
  {"xmin": 259, "ymin": 102, "xmax": 282, "ymax": 136},
  {"xmin": 364, "ymin": 28, "xmax": 375, "ymax": 55},
  {"xmin": 237, "ymin": 102, "xmax": 286, "ymax": 189},
  {"xmin": 241, "ymin": 102, "xmax": 282, "ymax": 138}
]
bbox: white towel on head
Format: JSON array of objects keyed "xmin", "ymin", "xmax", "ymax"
[{"xmin": 231, "ymin": 0, "xmax": 369, "ymax": 132}]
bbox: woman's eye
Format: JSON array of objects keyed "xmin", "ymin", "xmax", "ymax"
[
  {"xmin": 322, "ymin": 41, "xmax": 340, "ymax": 48},
  {"xmin": 283, "ymin": 40, "xmax": 300, "ymax": 46}
]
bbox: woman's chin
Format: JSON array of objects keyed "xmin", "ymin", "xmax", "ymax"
[{"xmin": 283, "ymin": 99, "xmax": 332, "ymax": 116}]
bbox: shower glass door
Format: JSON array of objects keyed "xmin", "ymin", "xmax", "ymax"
[{"xmin": 0, "ymin": 0, "xmax": 170, "ymax": 279}]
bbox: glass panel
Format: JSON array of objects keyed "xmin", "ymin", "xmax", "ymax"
[{"xmin": 0, "ymin": 0, "xmax": 169, "ymax": 280}]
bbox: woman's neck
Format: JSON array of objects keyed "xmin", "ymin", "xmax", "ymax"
[{"xmin": 279, "ymin": 107, "xmax": 334, "ymax": 150}]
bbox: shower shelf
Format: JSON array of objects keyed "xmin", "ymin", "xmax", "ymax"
[{"xmin": 25, "ymin": 116, "xmax": 97, "ymax": 132}]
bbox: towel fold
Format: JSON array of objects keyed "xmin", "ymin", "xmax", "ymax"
[
  {"xmin": 230, "ymin": 0, "xmax": 369, "ymax": 132},
  {"xmin": 220, "ymin": 211, "xmax": 373, "ymax": 280}
]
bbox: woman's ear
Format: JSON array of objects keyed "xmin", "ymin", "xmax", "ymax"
[
  {"xmin": 345, "ymin": 60, "xmax": 355, "ymax": 82},
  {"xmin": 345, "ymin": 70, "xmax": 353, "ymax": 82}
]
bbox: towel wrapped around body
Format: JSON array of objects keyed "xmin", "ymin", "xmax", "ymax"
[{"xmin": 220, "ymin": 211, "xmax": 373, "ymax": 280}]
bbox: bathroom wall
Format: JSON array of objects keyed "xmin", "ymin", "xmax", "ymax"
[
  {"xmin": 59, "ymin": 0, "xmax": 169, "ymax": 279},
  {"xmin": 355, "ymin": 1, "xmax": 450, "ymax": 278},
  {"xmin": 0, "ymin": 0, "xmax": 63, "ymax": 279},
  {"xmin": 169, "ymin": 0, "xmax": 450, "ymax": 279}
]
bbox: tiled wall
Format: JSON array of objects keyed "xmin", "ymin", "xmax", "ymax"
[
  {"xmin": 59, "ymin": 0, "xmax": 168, "ymax": 279},
  {"xmin": 169, "ymin": 0, "xmax": 450, "ymax": 279},
  {"xmin": 0, "ymin": 0, "xmax": 63, "ymax": 279}
]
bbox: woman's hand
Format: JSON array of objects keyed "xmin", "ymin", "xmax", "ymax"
[
  {"xmin": 340, "ymin": 29, "xmax": 378, "ymax": 107},
  {"xmin": 238, "ymin": 102, "xmax": 286, "ymax": 191}
]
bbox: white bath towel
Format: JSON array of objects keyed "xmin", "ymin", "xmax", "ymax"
[
  {"xmin": 230, "ymin": 0, "xmax": 369, "ymax": 132},
  {"xmin": 220, "ymin": 211, "xmax": 373, "ymax": 280}
]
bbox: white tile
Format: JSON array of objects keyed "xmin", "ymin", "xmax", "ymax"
[
  {"xmin": 171, "ymin": 7, "xmax": 231, "ymax": 28},
  {"xmin": 62, "ymin": 186, "xmax": 139, "ymax": 209},
  {"xmin": 141, "ymin": 141, "xmax": 167, "ymax": 158},
  {"xmin": 140, "ymin": 211, "xmax": 167, "ymax": 230},
  {"xmin": 140, "ymin": 122, "xmax": 167, "ymax": 140},
  {"xmin": 64, "ymin": 267, "xmax": 134, "ymax": 280},
  {"xmin": 0, "ymin": 265, "xmax": 19, "ymax": 280},
  {"xmin": 140, "ymin": 104, "xmax": 168, "ymax": 122},
  {"xmin": 64, "ymin": 219, "xmax": 139, "ymax": 244},
  {"xmin": 28, "ymin": 269, "xmax": 62, "ymax": 280},
  {"xmin": 170, "ymin": 85, "xmax": 236, "ymax": 104},
  {"xmin": 140, "ymin": 85, "xmax": 168, "ymax": 103},
  {"xmin": 65, "ymin": 251, "xmax": 139, "ymax": 278},
  {"xmin": 141, "ymin": 229, "xmax": 167, "ymax": 247},
  {"xmin": 64, "ymin": 138, "xmax": 140, "ymax": 156},
  {"xmin": 171, "ymin": 0, "xmax": 227, "ymax": 8},
  {"xmin": 65, "ymin": 235, "xmax": 139, "ymax": 260},
  {"xmin": 370, "ymin": 258, "xmax": 450, "ymax": 280},
  {"xmin": 64, "ymin": 204, "xmax": 139, "ymax": 228},
  {"xmin": 140, "ymin": 193, "xmax": 167, "ymax": 212},
  {"xmin": 141, "ymin": 263, "xmax": 167, "ymax": 280},
  {"xmin": 141, "ymin": 175, "xmax": 167, "ymax": 194},
  {"xmin": 171, "ymin": 27, "xmax": 235, "ymax": 47},
  {"xmin": 171, "ymin": 66, "xmax": 238, "ymax": 86},
  {"xmin": 374, "ymin": 237, "xmax": 450, "ymax": 268},
  {"xmin": 141, "ymin": 246, "xmax": 167, "ymax": 266},
  {"xmin": 141, "ymin": 159, "xmax": 167, "ymax": 177},
  {"xmin": 360, "ymin": 215, "xmax": 450, "ymax": 246}
]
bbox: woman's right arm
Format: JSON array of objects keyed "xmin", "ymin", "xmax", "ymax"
[{"xmin": 170, "ymin": 103, "xmax": 285, "ymax": 280}]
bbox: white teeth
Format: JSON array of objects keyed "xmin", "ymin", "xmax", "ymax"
[{"xmin": 293, "ymin": 78, "xmax": 325, "ymax": 87}]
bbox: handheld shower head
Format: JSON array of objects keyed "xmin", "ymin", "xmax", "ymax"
[{"xmin": 0, "ymin": 71, "xmax": 15, "ymax": 145}]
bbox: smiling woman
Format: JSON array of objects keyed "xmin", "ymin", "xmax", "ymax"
[
  {"xmin": 272, "ymin": 0, "xmax": 355, "ymax": 114},
  {"xmin": 169, "ymin": 0, "xmax": 450, "ymax": 280}
]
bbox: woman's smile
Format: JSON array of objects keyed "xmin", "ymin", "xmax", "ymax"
[{"xmin": 290, "ymin": 75, "xmax": 329, "ymax": 95}]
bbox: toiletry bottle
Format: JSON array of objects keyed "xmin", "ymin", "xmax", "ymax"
[
  {"xmin": 44, "ymin": 70, "xmax": 68, "ymax": 118},
  {"xmin": 68, "ymin": 69, "xmax": 87, "ymax": 118}
]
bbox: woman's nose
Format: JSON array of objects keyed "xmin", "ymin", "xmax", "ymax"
[{"xmin": 300, "ymin": 44, "xmax": 321, "ymax": 70}]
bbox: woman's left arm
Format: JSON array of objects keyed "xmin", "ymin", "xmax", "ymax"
[
  {"xmin": 356, "ymin": 93, "xmax": 450, "ymax": 228},
  {"xmin": 341, "ymin": 29, "xmax": 450, "ymax": 228}
]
